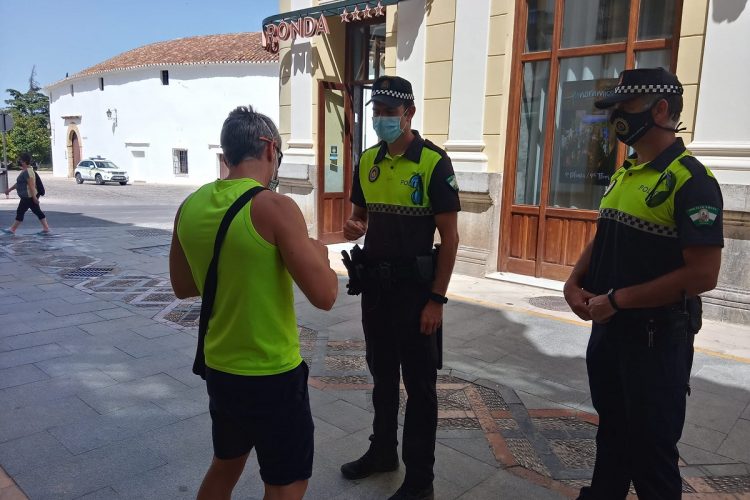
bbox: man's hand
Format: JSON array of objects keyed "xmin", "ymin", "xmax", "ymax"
[
  {"xmin": 587, "ymin": 293, "xmax": 617, "ymax": 324},
  {"xmin": 343, "ymin": 218, "xmax": 366, "ymax": 240},
  {"xmin": 32, "ymin": 195, "xmax": 40, "ymax": 205},
  {"xmin": 563, "ymin": 281, "xmax": 596, "ymax": 321},
  {"xmin": 420, "ymin": 300, "xmax": 442, "ymax": 336}
]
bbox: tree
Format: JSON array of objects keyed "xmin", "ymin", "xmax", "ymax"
[{"xmin": 4, "ymin": 66, "xmax": 51, "ymax": 164}]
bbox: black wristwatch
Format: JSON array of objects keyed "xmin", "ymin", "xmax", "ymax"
[
  {"xmin": 429, "ymin": 292, "xmax": 448, "ymax": 304},
  {"xmin": 607, "ymin": 288, "xmax": 620, "ymax": 312}
]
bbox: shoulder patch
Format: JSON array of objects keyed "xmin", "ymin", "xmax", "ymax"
[
  {"xmin": 687, "ymin": 205, "xmax": 720, "ymax": 226},
  {"xmin": 446, "ymin": 175, "xmax": 459, "ymax": 192}
]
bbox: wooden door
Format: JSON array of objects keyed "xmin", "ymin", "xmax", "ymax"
[
  {"xmin": 70, "ymin": 132, "xmax": 81, "ymax": 177},
  {"xmin": 499, "ymin": 0, "xmax": 682, "ymax": 280},
  {"xmin": 317, "ymin": 81, "xmax": 353, "ymax": 244}
]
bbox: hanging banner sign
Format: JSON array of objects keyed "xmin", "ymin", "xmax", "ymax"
[{"xmin": 262, "ymin": 14, "xmax": 330, "ymax": 54}]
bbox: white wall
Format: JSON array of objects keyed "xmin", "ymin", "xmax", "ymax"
[
  {"xmin": 47, "ymin": 63, "xmax": 279, "ymax": 185},
  {"xmin": 690, "ymin": 1, "xmax": 750, "ymax": 185},
  {"xmin": 396, "ymin": 0, "xmax": 426, "ymax": 130}
]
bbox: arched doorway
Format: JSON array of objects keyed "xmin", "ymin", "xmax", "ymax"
[{"xmin": 68, "ymin": 130, "xmax": 81, "ymax": 177}]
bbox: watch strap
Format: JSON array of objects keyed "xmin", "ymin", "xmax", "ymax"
[{"xmin": 607, "ymin": 288, "xmax": 620, "ymax": 312}]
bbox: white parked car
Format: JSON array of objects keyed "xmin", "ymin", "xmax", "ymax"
[{"xmin": 74, "ymin": 157, "xmax": 129, "ymax": 185}]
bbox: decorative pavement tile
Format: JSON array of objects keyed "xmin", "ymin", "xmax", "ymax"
[{"xmin": 8, "ymin": 230, "xmax": 748, "ymax": 497}]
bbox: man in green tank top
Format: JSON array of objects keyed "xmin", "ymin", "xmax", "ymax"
[{"xmin": 169, "ymin": 106, "xmax": 338, "ymax": 500}]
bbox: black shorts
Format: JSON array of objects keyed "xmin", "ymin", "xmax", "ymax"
[{"xmin": 205, "ymin": 361, "xmax": 314, "ymax": 485}]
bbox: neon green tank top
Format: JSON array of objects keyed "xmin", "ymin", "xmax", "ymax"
[{"xmin": 177, "ymin": 178, "xmax": 301, "ymax": 375}]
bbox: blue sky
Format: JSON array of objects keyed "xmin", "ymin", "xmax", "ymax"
[{"xmin": 0, "ymin": 0, "xmax": 279, "ymax": 104}]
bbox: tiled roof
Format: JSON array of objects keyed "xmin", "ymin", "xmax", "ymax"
[{"xmin": 49, "ymin": 32, "xmax": 275, "ymax": 86}]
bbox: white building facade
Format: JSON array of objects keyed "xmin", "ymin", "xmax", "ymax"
[{"xmin": 45, "ymin": 33, "xmax": 279, "ymax": 186}]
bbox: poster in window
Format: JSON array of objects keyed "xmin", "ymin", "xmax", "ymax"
[{"xmin": 557, "ymin": 78, "xmax": 618, "ymax": 187}]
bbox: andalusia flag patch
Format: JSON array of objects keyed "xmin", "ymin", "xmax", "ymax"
[{"xmin": 687, "ymin": 205, "xmax": 719, "ymax": 226}]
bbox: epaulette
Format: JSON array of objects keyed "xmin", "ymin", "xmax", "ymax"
[{"xmin": 679, "ymin": 155, "xmax": 708, "ymax": 179}]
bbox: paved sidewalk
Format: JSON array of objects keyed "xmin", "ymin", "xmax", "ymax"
[{"xmin": 0, "ymin": 223, "xmax": 749, "ymax": 499}]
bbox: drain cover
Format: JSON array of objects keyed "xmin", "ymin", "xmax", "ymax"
[
  {"xmin": 64, "ymin": 267, "xmax": 114, "ymax": 279},
  {"xmin": 528, "ymin": 295, "xmax": 570, "ymax": 312}
]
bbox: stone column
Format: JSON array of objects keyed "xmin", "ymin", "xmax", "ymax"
[
  {"xmin": 689, "ymin": 1, "xmax": 750, "ymax": 323},
  {"xmin": 444, "ymin": 0, "xmax": 492, "ymax": 172}
]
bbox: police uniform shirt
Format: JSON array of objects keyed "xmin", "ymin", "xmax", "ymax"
[
  {"xmin": 584, "ymin": 138, "xmax": 724, "ymax": 296},
  {"xmin": 351, "ymin": 131, "xmax": 461, "ymax": 261}
]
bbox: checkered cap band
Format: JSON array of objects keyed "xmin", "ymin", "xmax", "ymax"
[
  {"xmin": 599, "ymin": 208, "xmax": 678, "ymax": 238},
  {"xmin": 368, "ymin": 203, "xmax": 432, "ymax": 216},
  {"xmin": 614, "ymin": 84, "xmax": 683, "ymax": 95},
  {"xmin": 372, "ymin": 89, "xmax": 414, "ymax": 100}
]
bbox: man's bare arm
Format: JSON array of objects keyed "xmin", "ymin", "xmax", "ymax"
[
  {"xmin": 169, "ymin": 205, "xmax": 200, "ymax": 299},
  {"xmin": 266, "ymin": 194, "xmax": 339, "ymax": 310}
]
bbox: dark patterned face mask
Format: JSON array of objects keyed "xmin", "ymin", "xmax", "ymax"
[{"xmin": 609, "ymin": 104, "xmax": 656, "ymax": 146}]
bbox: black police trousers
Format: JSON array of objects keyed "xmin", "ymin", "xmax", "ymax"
[
  {"xmin": 362, "ymin": 283, "xmax": 439, "ymax": 489},
  {"xmin": 579, "ymin": 316, "xmax": 694, "ymax": 500}
]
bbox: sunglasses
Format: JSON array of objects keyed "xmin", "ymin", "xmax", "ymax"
[{"xmin": 259, "ymin": 136, "xmax": 283, "ymax": 167}]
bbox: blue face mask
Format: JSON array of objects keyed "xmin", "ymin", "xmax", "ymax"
[{"xmin": 372, "ymin": 113, "xmax": 406, "ymax": 144}]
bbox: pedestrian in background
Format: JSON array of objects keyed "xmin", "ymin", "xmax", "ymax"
[
  {"xmin": 170, "ymin": 106, "xmax": 338, "ymax": 500},
  {"xmin": 2, "ymin": 152, "xmax": 50, "ymax": 235},
  {"xmin": 564, "ymin": 68, "xmax": 724, "ymax": 499}
]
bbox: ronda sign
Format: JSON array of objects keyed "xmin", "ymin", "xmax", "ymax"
[
  {"xmin": 262, "ymin": 14, "xmax": 331, "ymax": 54},
  {"xmin": 261, "ymin": 1, "xmax": 387, "ymax": 54}
]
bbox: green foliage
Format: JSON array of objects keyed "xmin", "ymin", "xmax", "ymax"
[{"xmin": 3, "ymin": 66, "xmax": 51, "ymax": 163}]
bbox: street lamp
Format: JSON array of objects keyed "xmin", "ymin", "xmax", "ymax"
[{"xmin": 106, "ymin": 108, "xmax": 118, "ymax": 127}]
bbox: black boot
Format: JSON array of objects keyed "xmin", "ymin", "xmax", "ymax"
[
  {"xmin": 340, "ymin": 447, "xmax": 399, "ymax": 480},
  {"xmin": 388, "ymin": 483, "xmax": 434, "ymax": 500}
]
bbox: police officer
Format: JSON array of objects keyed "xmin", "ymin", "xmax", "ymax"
[
  {"xmin": 340, "ymin": 76, "xmax": 460, "ymax": 500},
  {"xmin": 564, "ymin": 68, "xmax": 724, "ymax": 499}
]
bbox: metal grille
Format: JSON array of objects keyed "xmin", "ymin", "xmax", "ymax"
[
  {"xmin": 495, "ymin": 418, "xmax": 519, "ymax": 430},
  {"xmin": 505, "ymin": 439, "xmax": 549, "ymax": 476},
  {"xmin": 327, "ymin": 340, "xmax": 366, "ymax": 351},
  {"xmin": 533, "ymin": 417, "xmax": 597, "ymax": 433},
  {"xmin": 437, "ymin": 417, "xmax": 481, "ymax": 430},
  {"xmin": 318, "ymin": 375, "xmax": 371, "ymax": 385},
  {"xmin": 64, "ymin": 267, "xmax": 114, "ymax": 279},
  {"xmin": 703, "ymin": 475, "xmax": 750, "ymax": 493},
  {"xmin": 127, "ymin": 229, "xmax": 171, "ymax": 238},
  {"xmin": 550, "ymin": 439, "xmax": 597, "ymax": 469},
  {"xmin": 477, "ymin": 385, "xmax": 508, "ymax": 410},
  {"xmin": 325, "ymin": 355, "xmax": 368, "ymax": 372},
  {"xmin": 438, "ymin": 389, "xmax": 472, "ymax": 411}
]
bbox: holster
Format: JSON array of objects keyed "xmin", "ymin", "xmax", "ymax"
[{"xmin": 686, "ymin": 296, "xmax": 703, "ymax": 335}]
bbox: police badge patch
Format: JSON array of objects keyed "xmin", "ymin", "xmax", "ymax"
[{"xmin": 368, "ymin": 165, "xmax": 380, "ymax": 182}]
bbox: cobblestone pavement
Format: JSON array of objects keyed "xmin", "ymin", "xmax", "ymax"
[{"xmin": 1, "ymin": 177, "xmax": 749, "ymax": 499}]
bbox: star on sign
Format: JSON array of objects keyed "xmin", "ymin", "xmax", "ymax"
[
  {"xmin": 374, "ymin": 1, "xmax": 386, "ymax": 16},
  {"xmin": 363, "ymin": 5, "xmax": 372, "ymax": 18},
  {"xmin": 351, "ymin": 6, "xmax": 361, "ymax": 20},
  {"xmin": 341, "ymin": 7, "xmax": 350, "ymax": 22}
]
